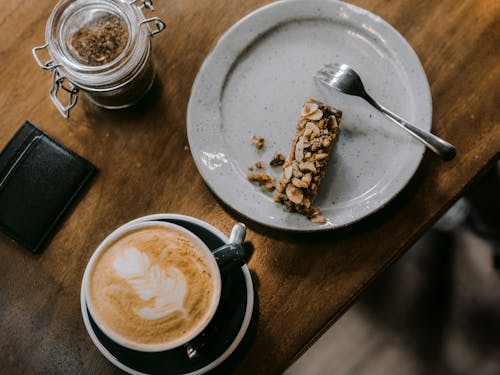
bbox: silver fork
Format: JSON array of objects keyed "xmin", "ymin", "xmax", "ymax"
[{"xmin": 315, "ymin": 63, "xmax": 456, "ymax": 161}]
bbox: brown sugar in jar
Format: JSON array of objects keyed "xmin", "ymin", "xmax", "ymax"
[
  {"xmin": 68, "ymin": 13, "xmax": 129, "ymax": 66},
  {"xmin": 33, "ymin": 0, "xmax": 165, "ymax": 118}
]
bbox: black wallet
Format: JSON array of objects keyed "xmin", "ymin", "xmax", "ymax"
[{"xmin": 0, "ymin": 121, "xmax": 96, "ymax": 253}]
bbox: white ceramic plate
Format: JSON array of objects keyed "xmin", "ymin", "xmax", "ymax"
[{"xmin": 187, "ymin": 0, "xmax": 432, "ymax": 231}]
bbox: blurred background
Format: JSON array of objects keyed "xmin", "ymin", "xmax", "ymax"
[{"xmin": 286, "ymin": 162, "xmax": 500, "ymax": 375}]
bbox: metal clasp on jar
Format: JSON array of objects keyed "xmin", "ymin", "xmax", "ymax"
[
  {"xmin": 130, "ymin": 0, "xmax": 166, "ymax": 37},
  {"xmin": 32, "ymin": 43, "xmax": 79, "ymax": 118}
]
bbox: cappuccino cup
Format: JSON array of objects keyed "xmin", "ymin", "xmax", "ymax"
[{"xmin": 83, "ymin": 220, "xmax": 246, "ymax": 352}]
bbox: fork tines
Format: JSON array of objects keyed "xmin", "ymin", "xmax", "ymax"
[{"xmin": 314, "ymin": 68, "xmax": 334, "ymax": 85}]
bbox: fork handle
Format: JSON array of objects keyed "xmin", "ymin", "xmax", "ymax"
[{"xmin": 363, "ymin": 94, "xmax": 456, "ymax": 161}]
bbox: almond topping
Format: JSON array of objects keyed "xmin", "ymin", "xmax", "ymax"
[
  {"xmin": 292, "ymin": 177, "xmax": 308, "ymax": 188},
  {"xmin": 298, "ymin": 161, "xmax": 316, "ymax": 173},
  {"xmin": 307, "ymin": 109, "xmax": 323, "ymax": 121},
  {"xmin": 301, "ymin": 102, "xmax": 319, "ymax": 117},
  {"xmin": 295, "ymin": 139, "xmax": 304, "ymax": 161},
  {"xmin": 311, "ymin": 215, "xmax": 326, "ymax": 224},
  {"xmin": 301, "ymin": 173, "xmax": 312, "ymax": 186},
  {"xmin": 286, "ymin": 184, "xmax": 304, "ymax": 204},
  {"xmin": 302, "ymin": 196, "xmax": 312, "ymax": 208},
  {"xmin": 304, "ymin": 122, "xmax": 320, "ymax": 139},
  {"xmin": 292, "ymin": 165, "xmax": 303, "ymax": 178},
  {"xmin": 315, "ymin": 153, "xmax": 329, "ymax": 161}
]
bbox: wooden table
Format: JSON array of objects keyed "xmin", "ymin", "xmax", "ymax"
[{"xmin": 1, "ymin": 0, "xmax": 498, "ymax": 373}]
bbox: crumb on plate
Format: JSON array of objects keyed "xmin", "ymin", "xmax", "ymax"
[{"xmin": 251, "ymin": 135, "xmax": 264, "ymax": 149}]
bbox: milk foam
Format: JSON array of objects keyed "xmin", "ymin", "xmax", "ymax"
[
  {"xmin": 88, "ymin": 225, "xmax": 220, "ymax": 348},
  {"xmin": 113, "ymin": 247, "xmax": 187, "ymax": 320}
]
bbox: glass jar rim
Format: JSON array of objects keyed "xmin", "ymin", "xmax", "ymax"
[{"xmin": 45, "ymin": 0, "xmax": 150, "ymax": 89}]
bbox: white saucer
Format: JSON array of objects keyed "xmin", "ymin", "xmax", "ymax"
[{"xmin": 80, "ymin": 214, "xmax": 254, "ymax": 375}]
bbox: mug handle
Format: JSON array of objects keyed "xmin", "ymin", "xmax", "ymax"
[
  {"xmin": 185, "ymin": 223, "xmax": 247, "ymax": 360},
  {"xmin": 212, "ymin": 223, "xmax": 247, "ymax": 273}
]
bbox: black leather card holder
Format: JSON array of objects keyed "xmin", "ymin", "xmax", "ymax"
[{"xmin": 0, "ymin": 121, "xmax": 96, "ymax": 253}]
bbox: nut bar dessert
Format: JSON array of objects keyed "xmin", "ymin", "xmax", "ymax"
[{"xmin": 274, "ymin": 99, "xmax": 341, "ymax": 223}]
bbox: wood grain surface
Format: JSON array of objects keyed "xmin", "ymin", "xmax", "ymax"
[{"xmin": 0, "ymin": 0, "xmax": 498, "ymax": 374}]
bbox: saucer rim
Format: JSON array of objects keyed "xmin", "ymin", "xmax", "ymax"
[{"xmin": 80, "ymin": 213, "xmax": 255, "ymax": 375}]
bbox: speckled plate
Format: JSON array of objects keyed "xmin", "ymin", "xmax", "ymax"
[{"xmin": 187, "ymin": 0, "xmax": 432, "ymax": 231}]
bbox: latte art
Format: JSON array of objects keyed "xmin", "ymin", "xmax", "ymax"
[
  {"xmin": 113, "ymin": 247, "xmax": 188, "ymax": 320},
  {"xmin": 87, "ymin": 224, "xmax": 221, "ymax": 350}
]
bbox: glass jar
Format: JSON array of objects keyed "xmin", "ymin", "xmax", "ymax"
[{"xmin": 32, "ymin": 0, "xmax": 165, "ymax": 118}]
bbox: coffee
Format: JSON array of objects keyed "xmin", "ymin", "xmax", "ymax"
[{"xmin": 87, "ymin": 223, "xmax": 221, "ymax": 350}]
